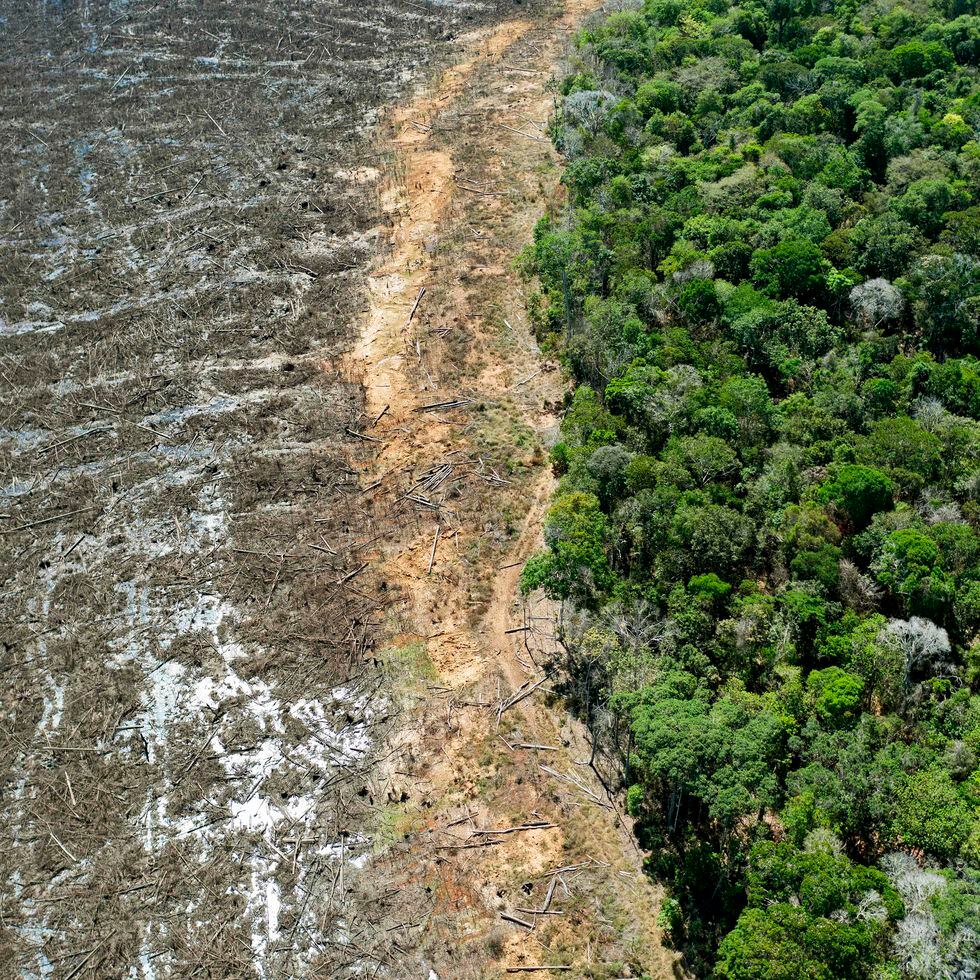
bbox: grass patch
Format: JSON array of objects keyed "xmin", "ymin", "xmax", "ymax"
[
  {"xmin": 381, "ymin": 641, "xmax": 437, "ymax": 685},
  {"xmin": 371, "ymin": 800, "xmax": 424, "ymax": 851}
]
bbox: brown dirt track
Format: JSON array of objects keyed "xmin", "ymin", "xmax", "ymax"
[{"xmin": 346, "ymin": 4, "xmax": 683, "ymax": 977}]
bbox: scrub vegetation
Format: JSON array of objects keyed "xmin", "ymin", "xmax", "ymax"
[{"xmin": 521, "ymin": 0, "xmax": 980, "ymax": 974}]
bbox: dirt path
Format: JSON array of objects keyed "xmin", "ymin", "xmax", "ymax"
[
  {"xmin": 352, "ymin": 17, "xmax": 532, "ymax": 430},
  {"xmin": 346, "ymin": 2, "xmax": 685, "ymax": 977}
]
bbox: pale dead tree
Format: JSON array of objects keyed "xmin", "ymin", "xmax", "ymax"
[
  {"xmin": 768, "ymin": 600, "xmax": 806, "ymax": 663},
  {"xmin": 559, "ymin": 599, "xmax": 675, "ymax": 776},
  {"xmin": 944, "ymin": 739, "xmax": 977, "ymax": 779},
  {"xmin": 641, "ymin": 364, "xmax": 703, "ymax": 435},
  {"xmin": 560, "ymin": 126, "xmax": 586, "ymax": 160},
  {"xmin": 839, "ymin": 558, "xmax": 882, "ymax": 612},
  {"xmin": 609, "ymin": 0, "xmax": 643, "ymax": 8},
  {"xmin": 672, "ymin": 258, "xmax": 715, "ymax": 283},
  {"xmin": 855, "ymin": 891, "xmax": 889, "ymax": 926},
  {"xmin": 880, "ymin": 617, "xmax": 959, "ymax": 711},
  {"xmin": 604, "ymin": 599, "xmax": 675, "ymax": 694},
  {"xmin": 882, "ymin": 617, "xmax": 953, "ymax": 680},
  {"xmin": 913, "ymin": 396, "xmax": 955, "ymax": 434},
  {"xmin": 958, "ymin": 468, "xmax": 980, "ymax": 502},
  {"xmin": 916, "ymin": 488, "xmax": 963, "ymax": 525},
  {"xmin": 803, "ymin": 828, "xmax": 845, "ymax": 857},
  {"xmin": 562, "ymin": 90, "xmax": 617, "ymax": 138},
  {"xmin": 675, "ymin": 56, "xmax": 734, "ymax": 102},
  {"xmin": 883, "ymin": 852, "xmax": 947, "ymax": 909},
  {"xmin": 785, "ymin": 69, "xmax": 818, "ymax": 96},
  {"xmin": 643, "ymin": 142, "xmax": 676, "ymax": 172},
  {"xmin": 929, "ymin": 503, "xmax": 966, "ymax": 524},
  {"xmin": 850, "ymin": 277, "xmax": 905, "ymax": 331},
  {"xmin": 725, "ymin": 596, "xmax": 775, "ymax": 654},
  {"xmin": 897, "ymin": 913, "xmax": 947, "ymax": 979},
  {"xmin": 563, "ymin": 599, "xmax": 673, "ymax": 697},
  {"xmin": 604, "ymin": 598, "xmax": 672, "ymax": 649},
  {"xmin": 886, "ymin": 150, "xmax": 951, "ymax": 194},
  {"xmin": 699, "ymin": 114, "xmax": 723, "ymax": 148},
  {"xmin": 881, "ymin": 853, "xmax": 954, "ymax": 980}
]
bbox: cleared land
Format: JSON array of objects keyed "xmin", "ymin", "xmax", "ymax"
[
  {"xmin": 341, "ymin": 4, "xmax": 682, "ymax": 977},
  {"xmin": 0, "ymin": 1, "xmax": 528, "ymax": 975}
]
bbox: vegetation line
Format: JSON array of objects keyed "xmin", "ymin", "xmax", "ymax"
[{"xmin": 520, "ymin": 0, "xmax": 980, "ymax": 975}]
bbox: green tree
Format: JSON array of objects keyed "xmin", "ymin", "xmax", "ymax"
[
  {"xmin": 851, "ymin": 214, "xmax": 926, "ymax": 279},
  {"xmin": 901, "ymin": 253, "xmax": 980, "ymax": 357},
  {"xmin": 527, "ymin": 0, "xmax": 980, "ymax": 971},
  {"xmin": 586, "ymin": 444, "xmax": 633, "ymax": 510},
  {"xmin": 521, "ymin": 492, "xmax": 615, "ymax": 607},
  {"xmin": 732, "ymin": 300, "xmax": 840, "ymax": 378},
  {"xmin": 893, "ymin": 768, "xmax": 972, "ymax": 859},
  {"xmin": 818, "ymin": 464, "xmax": 894, "ymax": 529},
  {"xmin": 719, "ymin": 375, "xmax": 776, "ymax": 448},
  {"xmin": 791, "ymin": 544, "xmax": 842, "ymax": 590},
  {"xmin": 874, "ymin": 529, "xmax": 953, "ymax": 617},
  {"xmin": 669, "ymin": 434, "xmax": 739, "ymax": 487},
  {"xmin": 857, "ymin": 416, "xmax": 944, "ymax": 489},
  {"xmin": 807, "ymin": 667, "xmax": 865, "ymax": 727},
  {"xmin": 892, "ymin": 178, "xmax": 970, "ymax": 238},
  {"xmin": 751, "ymin": 239, "xmax": 829, "ymax": 301},
  {"xmin": 887, "ymin": 41, "xmax": 954, "ymax": 81},
  {"xmin": 714, "ymin": 903, "xmax": 874, "ymax": 980},
  {"xmin": 746, "ymin": 839, "xmax": 901, "ymax": 920},
  {"xmin": 671, "ymin": 503, "xmax": 755, "ymax": 578}
]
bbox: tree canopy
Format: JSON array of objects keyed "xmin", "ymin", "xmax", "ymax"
[{"xmin": 521, "ymin": 0, "xmax": 980, "ymax": 973}]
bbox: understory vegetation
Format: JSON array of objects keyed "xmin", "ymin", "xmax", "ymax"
[{"xmin": 520, "ymin": 0, "xmax": 980, "ymax": 974}]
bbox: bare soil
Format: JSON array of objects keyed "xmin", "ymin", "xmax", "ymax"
[{"xmin": 345, "ymin": 4, "xmax": 684, "ymax": 976}]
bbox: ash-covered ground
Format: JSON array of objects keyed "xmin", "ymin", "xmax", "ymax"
[{"xmin": 0, "ymin": 0, "xmax": 527, "ymax": 975}]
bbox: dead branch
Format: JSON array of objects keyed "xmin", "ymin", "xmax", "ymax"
[{"xmin": 471, "ymin": 821, "xmax": 556, "ymax": 836}]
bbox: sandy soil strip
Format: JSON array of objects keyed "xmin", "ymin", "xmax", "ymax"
[{"xmin": 347, "ymin": 3, "xmax": 686, "ymax": 977}]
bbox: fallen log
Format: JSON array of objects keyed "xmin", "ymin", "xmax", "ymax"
[
  {"xmin": 471, "ymin": 821, "xmax": 556, "ymax": 836},
  {"xmin": 504, "ymin": 968, "xmax": 571, "ymax": 973},
  {"xmin": 413, "ymin": 398, "xmax": 473, "ymax": 413}
]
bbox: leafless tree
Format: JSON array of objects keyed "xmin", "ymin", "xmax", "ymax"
[
  {"xmin": 850, "ymin": 277, "xmax": 905, "ymax": 331},
  {"xmin": 839, "ymin": 558, "xmax": 882, "ymax": 612}
]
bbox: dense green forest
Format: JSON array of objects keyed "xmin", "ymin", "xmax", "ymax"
[{"xmin": 519, "ymin": 0, "xmax": 980, "ymax": 974}]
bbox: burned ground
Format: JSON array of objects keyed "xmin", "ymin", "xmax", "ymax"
[{"xmin": 0, "ymin": 0, "xmax": 538, "ymax": 976}]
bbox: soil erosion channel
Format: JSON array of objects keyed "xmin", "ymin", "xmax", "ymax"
[{"xmin": 350, "ymin": 3, "xmax": 681, "ymax": 976}]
